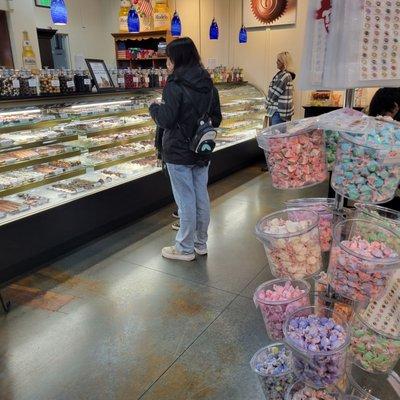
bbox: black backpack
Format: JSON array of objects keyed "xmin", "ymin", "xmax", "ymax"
[{"xmin": 180, "ymin": 84, "xmax": 217, "ymax": 156}]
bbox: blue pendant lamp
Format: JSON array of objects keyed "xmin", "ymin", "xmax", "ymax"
[
  {"xmin": 239, "ymin": 25, "xmax": 247, "ymax": 43},
  {"xmin": 51, "ymin": 0, "xmax": 68, "ymax": 25},
  {"xmin": 171, "ymin": 12, "xmax": 182, "ymax": 37},
  {"xmin": 209, "ymin": 0, "xmax": 219, "ymax": 40},
  {"xmin": 128, "ymin": 6, "xmax": 140, "ymax": 33}
]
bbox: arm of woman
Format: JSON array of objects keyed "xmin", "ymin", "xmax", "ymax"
[
  {"xmin": 210, "ymin": 87, "xmax": 222, "ymax": 127},
  {"xmin": 149, "ymin": 82, "xmax": 182, "ymax": 130}
]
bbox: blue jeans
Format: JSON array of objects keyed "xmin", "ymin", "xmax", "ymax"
[
  {"xmin": 167, "ymin": 163, "xmax": 210, "ymax": 254},
  {"xmin": 270, "ymin": 111, "xmax": 285, "ymax": 125}
]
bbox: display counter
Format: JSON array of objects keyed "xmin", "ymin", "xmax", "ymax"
[{"xmin": 0, "ymin": 83, "xmax": 264, "ymax": 282}]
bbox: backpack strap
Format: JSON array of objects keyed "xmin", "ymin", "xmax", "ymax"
[{"xmin": 180, "ymin": 83, "xmax": 214, "ymax": 119}]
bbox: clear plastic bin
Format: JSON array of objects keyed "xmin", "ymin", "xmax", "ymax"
[
  {"xmin": 285, "ymin": 198, "xmax": 343, "ymax": 252},
  {"xmin": 285, "ymin": 380, "xmax": 342, "ymax": 400},
  {"xmin": 349, "ymin": 312, "xmax": 400, "ymax": 374},
  {"xmin": 253, "ymin": 278, "xmax": 311, "ymax": 340},
  {"xmin": 255, "ymin": 209, "xmax": 322, "ymax": 279},
  {"xmin": 283, "ymin": 306, "xmax": 351, "ymax": 388},
  {"xmin": 256, "ymin": 118, "xmax": 328, "ymax": 189},
  {"xmin": 327, "ymin": 219, "xmax": 400, "ymax": 302},
  {"xmin": 331, "ymin": 127, "xmax": 400, "ymax": 204},
  {"xmin": 250, "ymin": 343, "xmax": 295, "ymax": 400}
]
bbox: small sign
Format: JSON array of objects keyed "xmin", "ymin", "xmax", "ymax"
[
  {"xmin": 28, "ymin": 78, "xmax": 37, "ymax": 87},
  {"xmin": 84, "ymin": 79, "xmax": 91, "ymax": 85},
  {"xmin": 66, "ymin": 81, "xmax": 75, "ymax": 88},
  {"xmin": 35, "ymin": 0, "xmax": 51, "ymax": 8}
]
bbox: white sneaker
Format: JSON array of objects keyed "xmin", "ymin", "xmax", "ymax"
[
  {"xmin": 194, "ymin": 247, "xmax": 208, "ymax": 256},
  {"xmin": 162, "ymin": 246, "xmax": 195, "ymax": 261}
]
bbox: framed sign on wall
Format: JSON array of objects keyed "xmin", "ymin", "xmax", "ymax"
[
  {"xmin": 85, "ymin": 59, "xmax": 115, "ymax": 91},
  {"xmin": 35, "ymin": 0, "xmax": 51, "ymax": 7}
]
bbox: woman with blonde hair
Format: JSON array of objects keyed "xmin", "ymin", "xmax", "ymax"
[{"xmin": 265, "ymin": 51, "xmax": 296, "ymax": 126}]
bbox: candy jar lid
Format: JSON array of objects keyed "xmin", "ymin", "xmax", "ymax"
[{"xmin": 250, "ymin": 343, "xmax": 293, "ymax": 377}]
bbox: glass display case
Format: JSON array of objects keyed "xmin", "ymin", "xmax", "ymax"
[{"xmin": 0, "ymin": 83, "xmax": 265, "ymax": 227}]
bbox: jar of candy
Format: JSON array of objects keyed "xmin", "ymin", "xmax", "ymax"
[
  {"xmin": 331, "ymin": 119, "xmax": 400, "ymax": 203},
  {"xmin": 19, "ymin": 70, "xmax": 38, "ymax": 97},
  {"xmin": 283, "ymin": 306, "xmax": 351, "ymax": 388},
  {"xmin": 257, "ymin": 118, "xmax": 328, "ymax": 189},
  {"xmin": 255, "ymin": 209, "xmax": 322, "ymax": 279},
  {"xmin": 350, "ymin": 311, "xmax": 400, "ymax": 373},
  {"xmin": 285, "ymin": 381, "xmax": 342, "ymax": 400},
  {"xmin": 327, "ymin": 218, "xmax": 400, "ymax": 303},
  {"xmin": 0, "ymin": 69, "xmax": 20, "ymax": 97},
  {"xmin": 74, "ymin": 70, "xmax": 92, "ymax": 93},
  {"xmin": 59, "ymin": 69, "xmax": 75, "ymax": 94},
  {"xmin": 117, "ymin": 69, "xmax": 125, "ymax": 88},
  {"xmin": 253, "ymin": 278, "xmax": 310, "ymax": 340},
  {"xmin": 124, "ymin": 68, "xmax": 134, "ymax": 89},
  {"xmin": 39, "ymin": 69, "xmax": 60, "ymax": 94},
  {"xmin": 250, "ymin": 343, "xmax": 295, "ymax": 400}
]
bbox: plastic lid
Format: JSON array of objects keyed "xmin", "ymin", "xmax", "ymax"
[
  {"xmin": 250, "ymin": 343, "xmax": 293, "ymax": 377},
  {"xmin": 354, "ymin": 203, "xmax": 400, "ymax": 228},
  {"xmin": 354, "ymin": 311, "xmax": 400, "ymax": 341}
]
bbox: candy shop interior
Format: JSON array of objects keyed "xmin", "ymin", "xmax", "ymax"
[{"xmin": 1, "ymin": 0, "xmax": 400, "ymax": 399}]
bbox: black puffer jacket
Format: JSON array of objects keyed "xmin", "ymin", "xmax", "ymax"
[{"xmin": 149, "ymin": 66, "xmax": 222, "ymax": 165}]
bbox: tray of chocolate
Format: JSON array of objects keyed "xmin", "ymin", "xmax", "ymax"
[
  {"xmin": 15, "ymin": 192, "xmax": 49, "ymax": 207},
  {"xmin": 86, "ymin": 126, "xmax": 154, "ymax": 147},
  {"xmin": 50, "ymin": 177, "xmax": 105, "ymax": 194},
  {"xmin": 32, "ymin": 158, "xmax": 82, "ymax": 177},
  {"xmin": 0, "ymin": 199, "xmax": 30, "ymax": 215},
  {"xmin": 88, "ymin": 142, "xmax": 153, "ymax": 163},
  {"xmin": 0, "ymin": 109, "xmax": 45, "ymax": 128}
]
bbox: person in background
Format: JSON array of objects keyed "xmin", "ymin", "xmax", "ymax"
[
  {"xmin": 149, "ymin": 37, "xmax": 222, "ymax": 261},
  {"xmin": 368, "ymin": 87, "xmax": 400, "ymax": 120},
  {"xmin": 262, "ymin": 51, "xmax": 296, "ymax": 171}
]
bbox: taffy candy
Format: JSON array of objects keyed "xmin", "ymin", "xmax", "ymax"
[
  {"xmin": 350, "ymin": 313, "xmax": 400, "ymax": 373},
  {"xmin": 284, "ymin": 312, "xmax": 349, "ymax": 388},
  {"xmin": 324, "ymin": 129, "xmax": 340, "ymax": 171},
  {"xmin": 266, "ymin": 129, "xmax": 328, "ymax": 189},
  {"xmin": 331, "ymin": 123, "xmax": 400, "ymax": 203},
  {"xmin": 250, "ymin": 344, "xmax": 295, "ymax": 400},
  {"xmin": 328, "ymin": 235, "xmax": 398, "ymax": 302},
  {"xmin": 254, "ymin": 279, "xmax": 310, "ymax": 340},
  {"xmin": 291, "ymin": 386, "xmax": 339, "ymax": 400},
  {"xmin": 258, "ymin": 215, "xmax": 322, "ymax": 279}
]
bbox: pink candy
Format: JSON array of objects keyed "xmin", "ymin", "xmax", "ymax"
[
  {"xmin": 266, "ymin": 130, "xmax": 328, "ymax": 189},
  {"xmin": 254, "ymin": 280, "xmax": 310, "ymax": 340}
]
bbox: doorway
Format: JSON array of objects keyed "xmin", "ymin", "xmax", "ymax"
[{"xmin": 36, "ymin": 29, "xmax": 71, "ymax": 69}]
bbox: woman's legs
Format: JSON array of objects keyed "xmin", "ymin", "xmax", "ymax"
[
  {"xmin": 192, "ymin": 164, "xmax": 210, "ymax": 252},
  {"xmin": 166, "ymin": 163, "xmax": 196, "ymax": 255}
]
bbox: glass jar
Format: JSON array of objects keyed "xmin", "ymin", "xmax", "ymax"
[
  {"xmin": 59, "ymin": 69, "xmax": 75, "ymax": 94},
  {"xmin": 255, "ymin": 209, "xmax": 322, "ymax": 279},
  {"xmin": 328, "ymin": 219, "xmax": 400, "ymax": 302},
  {"xmin": 257, "ymin": 119, "xmax": 328, "ymax": 189},
  {"xmin": 350, "ymin": 312, "xmax": 400, "ymax": 374},
  {"xmin": 285, "ymin": 381, "xmax": 342, "ymax": 400},
  {"xmin": 40, "ymin": 69, "xmax": 60, "ymax": 95},
  {"xmin": 19, "ymin": 69, "xmax": 38, "ymax": 97},
  {"xmin": 124, "ymin": 68, "xmax": 134, "ymax": 89},
  {"xmin": 74, "ymin": 70, "xmax": 91, "ymax": 93},
  {"xmin": 283, "ymin": 306, "xmax": 351, "ymax": 388},
  {"xmin": 331, "ymin": 125, "xmax": 400, "ymax": 203},
  {"xmin": 0, "ymin": 69, "xmax": 20, "ymax": 97},
  {"xmin": 116, "ymin": 69, "xmax": 125, "ymax": 88},
  {"xmin": 250, "ymin": 343, "xmax": 295, "ymax": 400},
  {"xmin": 253, "ymin": 278, "xmax": 310, "ymax": 340}
]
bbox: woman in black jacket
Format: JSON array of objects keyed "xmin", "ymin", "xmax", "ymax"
[{"xmin": 149, "ymin": 37, "xmax": 222, "ymax": 261}]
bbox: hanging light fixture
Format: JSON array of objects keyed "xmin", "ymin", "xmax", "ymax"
[
  {"xmin": 239, "ymin": 0, "xmax": 247, "ymax": 43},
  {"xmin": 171, "ymin": 0, "xmax": 182, "ymax": 37},
  {"xmin": 128, "ymin": 4, "xmax": 140, "ymax": 32},
  {"xmin": 51, "ymin": 0, "xmax": 68, "ymax": 25},
  {"xmin": 209, "ymin": 0, "xmax": 219, "ymax": 40}
]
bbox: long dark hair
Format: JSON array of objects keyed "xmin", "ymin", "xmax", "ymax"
[
  {"xmin": 369, "ymin": 87, "xmax": 400, "ymax": 118},
  {"xmin": 166, "ymin": 37, "xmax": 202, "ymax": 73}
]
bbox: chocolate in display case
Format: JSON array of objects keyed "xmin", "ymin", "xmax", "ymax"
[{"xmin": 0, "ymin": 83, "xmax": 264, "ymax": 281}]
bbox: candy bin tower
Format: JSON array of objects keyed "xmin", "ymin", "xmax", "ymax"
[{"xmin": 250, "ymin": 1, "xmax": 400, "ymax": 398}]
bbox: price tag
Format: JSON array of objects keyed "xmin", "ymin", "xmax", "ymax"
[
  {"xmin": 158, "ymin": 75, "xmax": 162, "ymax": 83},
  {"xmin": 117, "ymin": 78, "xmax": 124, "ymax": 84},
  {"xmin": 84, "ymin": 79, "xmax": 91, "ymax": 85},
  {"xmin": 12, "ymin": 79, "xmax": 20, "ymax": 88},
  {"xmin": 133, "ymin": 77, "xmax": 139, "ymax": 83},
  {"xmin": 51, "ymin": 79, "xmax": 60, "ymax": 87},
  {"xmin": 145, "ymin": 77, "xmax": 150, "ymax": 83},
  {"xmin": 60, "ymin": 113, "xmax": 69, "ymax": 119},
  {"xmin": 28, "ymin": 78, "xmax": 37, "ymax": 87},
  {"xmin": 66, "ymin": 81, "xmax": 75, "ymax": 88}
]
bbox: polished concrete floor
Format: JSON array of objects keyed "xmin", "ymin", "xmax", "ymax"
[{"xmin": 0, "ymin": 164, "xmax": 330, "ymax": 400}]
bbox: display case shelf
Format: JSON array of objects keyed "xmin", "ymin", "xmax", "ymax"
[
  {"xmin": 92, "ymin": 149, "xmax": 155, "ymax": 171},
  {"xmin": 84, "ymin": 133, "xmax": 154, "ymax": 153},
  {"xmin": 84, "ymin": 120, "xmax": 154, "ymax": 138},
  {"xmin": 0, "ymin": 134, "xmax": 79, "ymax": 151}
]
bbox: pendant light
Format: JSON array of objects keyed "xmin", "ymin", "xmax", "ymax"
[
  {"xmin": 171, "ymin": 0, "xmax": 182, "ymax": 37},
  {"xmin": 239, "ymin": 0, "xmax": 247, "ymax": 43},
  {"xmin": 209, "ymin": 0, "xmax": 219, "ymax": 40},
  {"xmin": 51, "ymin": 0, "xmax": 68, "ymax": 25},
  {"xmin": 128, "ymin": 5, "xmax": 140, "ymax": 32}
]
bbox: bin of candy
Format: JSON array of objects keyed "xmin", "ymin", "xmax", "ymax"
[
  {"xmin": 253, "ymin": 278, "xmax": 311, "ymax": 340},
  {"xmin": 255, "ymin": 209, "xmax": 322, "ymax": 279},
  {"xmin": 256, "ymin": 118, "xmax": 328, "ymax": 189},
  {"xmin": 283, "ymin": 306, "xmax": 351, "ymax": 388},
  {"xmin": 325, "ymin": 129, "xmax": 340, "ymax": 171},
  {"xmin": 250, "ymin": 343, "xmax": 295, "ymax": 400},
  {"xmin": 331, "ymin": 119, "xmax": 400, "ymax": 204},
  {"xmin": 285, "ymin": 198, "xmax": 344, "ymax": 252},
  {"xmin": 285, "ymin": 380, "xmax": 342, "ymax": 400},
  {"xmin": 327, "ymin": 219, "xmax": 400, "ymax": 302},
  {"xmin": 349, "ymin": 311, "xmax": 400, "ymax": 374}
]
